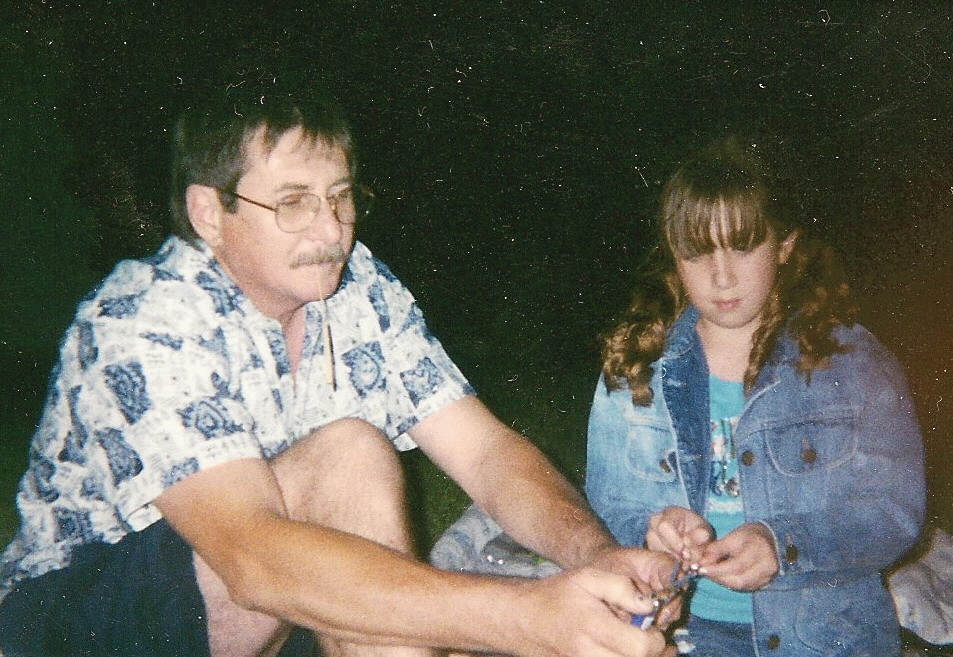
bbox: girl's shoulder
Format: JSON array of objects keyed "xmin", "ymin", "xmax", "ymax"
[
  {"xmin": 824, "ymin": 323, "xmax": 909, "ymax": 386},
  {"xmin": 830, "ymin": 323, "xmax": 889, "ymax": 357}
]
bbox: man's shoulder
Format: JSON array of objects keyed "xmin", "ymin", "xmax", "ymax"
[
  {"xmin": 74, "ymin": 237, "xmax": 236, "ymax": 333},
  {"xmin": 339, "ymin": 241, "xmax": 415, "ymax": 309},
  {"xmin": 347, "ymin": 241, "xmax": 403, "ymax": 285}
]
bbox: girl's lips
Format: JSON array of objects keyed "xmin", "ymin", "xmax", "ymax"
[{"xmin": 714, "ymin": 299, "xmax": 740, "ymax": 311}]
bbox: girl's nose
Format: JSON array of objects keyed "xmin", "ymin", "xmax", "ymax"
[{"xmin": 712, "ymin": 251, "xmax": 736, "ymax": 289}]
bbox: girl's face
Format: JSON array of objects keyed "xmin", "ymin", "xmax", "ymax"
[{"xmin": 675, "ymin": 224, "xmax": 796, "ymax": 339}]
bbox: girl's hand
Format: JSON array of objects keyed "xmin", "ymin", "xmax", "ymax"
[
  {"xmin": 645, "ymin": 506, "xmax": 713, "ymax": 565},
  {"xmin": 697, "ymin": 522, "xmax": 779, "ymax": 591}
]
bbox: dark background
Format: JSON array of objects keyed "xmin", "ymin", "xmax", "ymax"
[{"xmin": 1, "ymin": 1, "xmax": 951, "ymax": 547}]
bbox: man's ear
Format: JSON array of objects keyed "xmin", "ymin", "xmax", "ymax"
[
  {"xmin": 186, "ymin": 185, "xmax": 225, "ymax": 247},
  {"xmin": 778, "ymin": 230, "xmax": 798, "ymax": 265}
]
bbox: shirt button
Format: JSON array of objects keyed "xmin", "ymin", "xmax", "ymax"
[
  {"xmin": 740, "ymin": 450, "xmax": 755, "ymax": 466},
  {"xmin": 767, "ymin": 634, "xmax": 781, "ymax": 650}
]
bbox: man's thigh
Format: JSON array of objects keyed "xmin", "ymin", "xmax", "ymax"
[{"xmin": 0, "ymin": 520, "xmax": 208, "ymax": 657}]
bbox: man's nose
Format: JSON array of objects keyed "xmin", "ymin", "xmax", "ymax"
[{"xmin": 303, "ymin": 198, "xmax": 344, "ymax": 242}]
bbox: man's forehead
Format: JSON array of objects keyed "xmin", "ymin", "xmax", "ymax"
[
  {"xmin": 245, "ymin": 125, "xmax": 344, "ymax": 163},
  {"xmin": 241, "ymin": 126, "xmax": 349, "ymax": 183}
]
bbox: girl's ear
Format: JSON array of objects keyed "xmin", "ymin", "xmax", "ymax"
[
  {"xmin": 186, "ymin": 185, "xmax": 226, "ymax": 247},
  {"xmin": 778, "ymin": 230, "xmax": 798, "ymax": 264}
]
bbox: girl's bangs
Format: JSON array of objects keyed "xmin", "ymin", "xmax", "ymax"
[{"xmin": 663, "ymin": 189, "xmax": 770, "ymax": 259}]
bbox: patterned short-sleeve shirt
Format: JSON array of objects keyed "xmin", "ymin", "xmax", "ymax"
[{"xmin": 0, "ymin": 236, "xmax": 473, "ymax": 590}]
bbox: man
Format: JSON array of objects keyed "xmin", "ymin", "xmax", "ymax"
[{"xmin": 0, "ymin": 80, "xmax": 677, "ymax": 657}]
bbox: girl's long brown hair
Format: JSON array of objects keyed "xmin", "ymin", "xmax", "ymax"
[{"xmin": 602, "ymin": 136, "xmax": 857, "ymax": 405}]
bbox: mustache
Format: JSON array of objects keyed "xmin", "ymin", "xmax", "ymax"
[{"xmin": 291, "ymin": 245, "xmax": 348, "ymax": 268}]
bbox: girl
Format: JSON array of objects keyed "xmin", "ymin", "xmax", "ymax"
[{"xmin": 585, "ymin": 136, "xmax": 925, "ymax": 656}]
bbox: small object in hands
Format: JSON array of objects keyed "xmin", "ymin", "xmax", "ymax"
[
  {"xmin": 634, "ymin": 598, "xmax": 661, "ymax": 631},
  {"xmin": 630, "ymin": 561, "xmax": 701, "ymax": 629}
]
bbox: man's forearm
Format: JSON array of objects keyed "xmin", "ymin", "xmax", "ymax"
[
  {"xmin": 410, "ymin": 396, "xmax": 618, "ymax": 569},
  {"xmin": 471, "ymin": 432, "xmax": 617, "ymax": 569}
]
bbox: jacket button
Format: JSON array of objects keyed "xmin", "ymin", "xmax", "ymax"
[
  {"xmin": 659, "ymin": 459, "xmax": 672, "ymax": 473},
  {"xmin": 767, "ymin": 634, "xmax": 781, "ymax": 650},
  {"xmin": 801, "ymin": 447, "xmax": 817, "ymax": 463},
  {"xmin": 785, "ymin": 544, "xmax": 799, "ymax": 564},
  {"xmin": 740, "ymin": 450, "xmax": 755, "ymax": 466}
]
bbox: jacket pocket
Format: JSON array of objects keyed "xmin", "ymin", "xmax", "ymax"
[
  {"xmin": 793, "ymin": 578, "xmax": 899, "ymax": 655},
  {"xmin": 757, "ymin": 409, "xmax": 859, "ymax": 476},
  {"xmin": 620, "ymin": 419, "xmax": 679, "ymax": 483}
]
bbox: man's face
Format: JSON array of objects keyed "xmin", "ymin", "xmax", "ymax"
[{"xmin": 210, "ymin": 127, "xmax": 355, "ymax": 323}]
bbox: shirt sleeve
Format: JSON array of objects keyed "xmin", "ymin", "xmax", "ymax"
[{"xmin": 48, "ymin": 290, "xmax": 267, "ymax": 532}]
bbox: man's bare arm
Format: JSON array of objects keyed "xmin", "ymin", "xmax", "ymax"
[
  {"xmin": 410, "ymin": 396, "xmax": 618, "ymax": 569},
  {"xmin": 154, "ymin": 456, "xmax": 667, "ymax": 656}
]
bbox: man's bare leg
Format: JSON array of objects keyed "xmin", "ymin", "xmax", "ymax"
[
  {"xmin": 272, "ymin": 419, "xmax": 439, "ymax": 657},
  {"xmin": 195, "ymin": 419, "xmax": 442, "ymax": 657},
  {"xmin": 194, "ymin": 553, "xmax": 292, "ymax": 657}
]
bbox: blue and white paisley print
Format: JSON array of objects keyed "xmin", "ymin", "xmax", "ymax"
[
  {"xmin": 343, "ymin": 342, "xmax": 386, "ymax": 397},
  {"xmin": 178, "ymin": 397, "xmax": 244, "ymax": 440},
  {"xmin": 1, "ymin": 237, "xmax": 472, "ymax": 593},
  {"xmin": 401, "ymin": 357, "xmax": 444, "ymax": 406},
  {"xmin": 103, "ymin": 361, "xmax": 152, "ymax": 424},
  {"xmin": 98, "ymin": 292, "xmax": 144, "ymax": 319},
  {"xmin": 95, "ymin": 428, "xmax": 144, "ymax": 486}
]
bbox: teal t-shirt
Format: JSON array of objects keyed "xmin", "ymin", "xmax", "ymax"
[{"xmin": 690, "ymin": 375, "xmax": 752, "ymax": 624}]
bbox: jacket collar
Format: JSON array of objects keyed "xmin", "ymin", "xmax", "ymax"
[
  {"xmin": 661, "ymin": 305, "xmax": 795, "ymax": 396},
  {"xmin": 663, "ymin": 306, "xmax": 701, "ymax": 360}
]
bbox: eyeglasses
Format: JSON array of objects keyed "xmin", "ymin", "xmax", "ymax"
[{"xmin": 216, "ymin": 185, "xmax": 374, "ymax": 233}]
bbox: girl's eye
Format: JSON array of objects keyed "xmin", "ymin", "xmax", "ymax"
[{"xmin": 680, "ymin": 254, "xmax": 705, "ymax": 264}]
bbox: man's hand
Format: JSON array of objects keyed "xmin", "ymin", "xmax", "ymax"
[
  {"xmin": 645, "ymin": 506, "xmax": 713, "ymax": 565},
  {"xmin": 504, "ymin": 567, "xmax": 676, "ymax": 657},
  {"xmin": 585, "ymin": 546, "xmax": 683, "ymax": 631},
  {"xmin": 697, "ymin": 522, "xmax": 779, "ymax": 591},
  {"xmin": 587, "ymin": 545, "xmax": 677, "ymax": 596}
]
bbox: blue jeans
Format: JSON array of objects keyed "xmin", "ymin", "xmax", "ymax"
[{"xmin": 676, "ymin": 616, "xmax": 756, "ymax": 657}]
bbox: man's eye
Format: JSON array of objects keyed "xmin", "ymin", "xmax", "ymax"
[
  {"xmin": 330, "ymin": 187, "xmax": 354, "ymax": 203},
  {"xmin": 279, "ymin": 194, "xmax": 311, "ymax": 209}
]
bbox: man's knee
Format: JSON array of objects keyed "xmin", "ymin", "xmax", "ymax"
[
  {"xmin": 271, "ymin": 420, "xmax": 410, "ymax": 545},
  {"xmin": 273, "ymin": 419, "xmax": 400, "ymax": 489}
]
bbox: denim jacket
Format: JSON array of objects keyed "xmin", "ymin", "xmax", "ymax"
[{"xmin": 586, "ymin": 308, "xmax": 925, "ymax": 656}]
